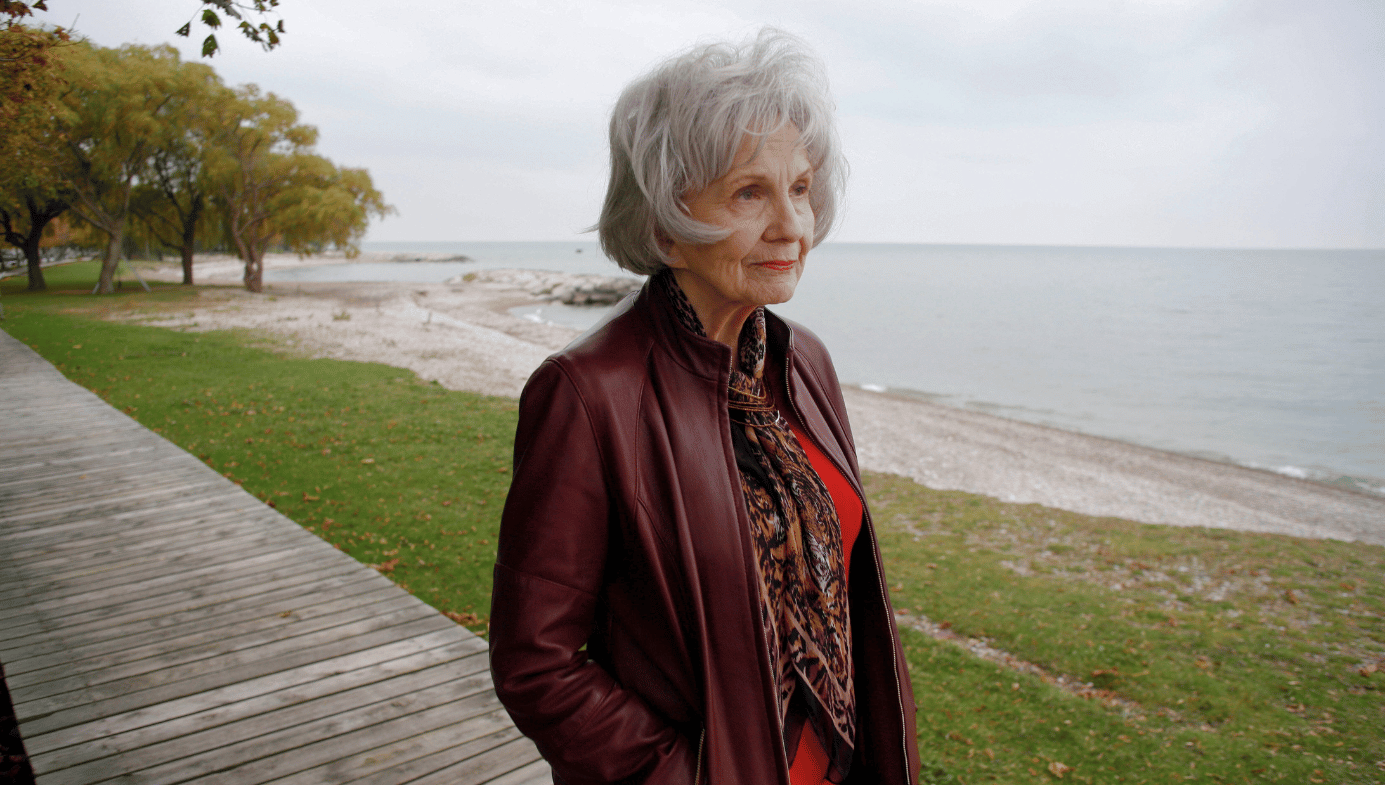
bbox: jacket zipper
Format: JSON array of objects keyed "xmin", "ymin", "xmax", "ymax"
[
  {"xmin": 694, "ymin": 727, "xmax": 706, "ymax": 785},
  {"xmin": 781, "ymin": 348, "xmax": 912, "ymax": 785}
]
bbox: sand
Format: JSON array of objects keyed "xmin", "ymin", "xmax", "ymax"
[{"xmin": 137, "ymin": 253, "xmax": 1385, "ymax": 546}]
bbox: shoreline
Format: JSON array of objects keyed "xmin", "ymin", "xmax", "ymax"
[{"xmin": 131, "ymin": 254, "xmax": 1385, "ymax": 546}]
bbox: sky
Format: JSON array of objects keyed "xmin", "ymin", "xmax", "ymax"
[{"xmin": 43, "ymin": 0, "xmax": 1385, "ymax": 248}]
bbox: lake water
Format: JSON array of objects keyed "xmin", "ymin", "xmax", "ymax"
[{"xmin": 267, "ymin": 241, "xmax": 1385, "ymax": 495}]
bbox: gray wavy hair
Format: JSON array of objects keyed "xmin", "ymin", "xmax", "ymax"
[{"xmin": 596, "ymin": 28, "xmax": 847, "ymax": 276}]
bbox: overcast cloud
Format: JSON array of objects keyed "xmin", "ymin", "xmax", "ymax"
[{"xmin": 47, "ymin": 0, "xmax": 1385, "ymax": 248}]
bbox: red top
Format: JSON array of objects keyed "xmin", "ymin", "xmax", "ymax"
[{"xmin": 786, "ymin": 423, "xmax": 863, "ymax": 785}]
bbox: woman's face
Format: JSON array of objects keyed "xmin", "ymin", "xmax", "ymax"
[{"xmin": 664, "ymin": 124, "xmax": 815, "ymax": 332}]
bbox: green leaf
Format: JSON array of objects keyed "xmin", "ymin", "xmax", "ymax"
[
  {"xmin": 201, "ymin": 33, "xmax": 219, "ymax": 58},
  {"xmin": 176, "ymin": 22, "xmax": 191, "ymax": 38},
  {"xmin": 200, "ymin": 8, "xmax": 221, "ymax": 29}
]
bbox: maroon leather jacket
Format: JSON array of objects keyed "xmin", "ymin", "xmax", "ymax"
[{"xmin": 491, "ymin": 277, "xmax": 920, "ymax": 784}]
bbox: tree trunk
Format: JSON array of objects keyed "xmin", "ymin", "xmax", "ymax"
[
  {"xmin": 179, "ymin": 195, "xmax": 203, "ymax": 285},
  {"xmin": 243, "ymin": 245, "xmax": 264, "ymax": 293},
  {"xmin": 22, "ymin": 230, "xmax": 45, "ymax": 291},
  {"xmin": 181, "ymin": 244, "xmax": 195, "ymax": 285},
  {"xmin": 233, "ymin": 230, "xmax": 265, "ymax": 293},
  {"xmin": 97, "ymin": 227, "xmax": 124, "ymax": 294}
]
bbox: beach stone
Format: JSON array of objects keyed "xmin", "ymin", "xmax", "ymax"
[{"xmin": 450, "ymin": 269, "xmax": 643, "ymax": 305}]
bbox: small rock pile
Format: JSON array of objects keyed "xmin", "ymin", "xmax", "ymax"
[{"xmin": 451, "ymin": 269, "xmax": 644, "ymax": 305}]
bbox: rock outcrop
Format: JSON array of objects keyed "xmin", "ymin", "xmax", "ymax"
[{"xmin": 448, "ymin": 269, "xmax": 644, "ymax": 305}]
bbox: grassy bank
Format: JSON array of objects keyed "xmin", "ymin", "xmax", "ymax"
[{"xmin": 3, "ymin": 265, "xmax": 1382, "ymax": 783}]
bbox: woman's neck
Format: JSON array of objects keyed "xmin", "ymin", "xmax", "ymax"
[{"xmin": 669, "ymin": 269, "xmax": 757, "ymax": 347}]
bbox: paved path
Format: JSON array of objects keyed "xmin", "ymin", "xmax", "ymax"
[{"xmin": 0, "ymin": 330, "xmax": 550, "ymax": 785}]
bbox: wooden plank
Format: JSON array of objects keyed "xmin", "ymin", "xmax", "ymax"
[
  {"xmin": 9, "ymin": 583, "xmax": 410, "ymax": 681},
  {"xmin": 0, "ymin": 476, "xmax": 247, "ymax": 526},
  {"xmin": 12, "ymin": 613, "xmax": 453, "ymax": 720},
  {"xmin": 27, "ymin": 647, "xmax": 493, "ymax": 773},
  {"xmin": 0, "ymin": 519, "xmax": 316, "ymax": 600},
  {"xmin": 1, "ymin": 531, "xmax": 331, "ymax": 611},
  {"xmin": 23, "ymin": 634, "xmax": 485, "ymax": 760},
  {"xmin": 0, "ymin": 554, "xmax": 379, "ymax": 651},
  {"xmin": 0, "ymin": 506, "xmax": 281, "ymax": 568},
  {"xmin": 19, "ymin": 627, "xmax": 475, "ymax": 738},
  {"xmin": 0, "ymin": 326, "xmax": 547, "ymax": 785},
  {"xmin": 0, "ymin": 493, "xmax": 261, "ymax": 548},
  {"xmin": 0, "ymin": 502, "xmax": 294, "ymax": 565},
  {"xmin": 276, "ymin": 721, "xmax": 526, "ymax": 785},
  {"xmin": 10, "ymin": 600, "xmax": 446, "ymax": 703},
  {"xmin": 62, "ymin": 670, "xmax": 504, "ymax": 784},
  {"xmin": 1, "ymin": 564, "xmax": 384, "ymax": 668},
  {"xmin": 12, "ymin": 590, "xmax": 426, "ymax": 690},
  {"xmin": 0, "ymin": 539, "xmax": 334, "ymax": 626},
  {"xmin": 412, "ymin": 739, "xmax": 548, "ymax": 785},
  {"xmin": 0, "ymin": 520, "xmax": 313, "ymax": 604}
]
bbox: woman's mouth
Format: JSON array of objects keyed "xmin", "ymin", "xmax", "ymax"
[{"xmin": 757, "ymin": 260, "xmax": 796, "ymax": 271}]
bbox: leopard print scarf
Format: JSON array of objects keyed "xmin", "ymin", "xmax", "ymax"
[{"xmin": 659, "ymin": 270, "xmax": 855, "ymax": 781}]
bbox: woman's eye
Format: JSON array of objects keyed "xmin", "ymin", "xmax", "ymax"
[{"xmin": 735, "ymin": 187, "xmax": 758, "ymax": 201}]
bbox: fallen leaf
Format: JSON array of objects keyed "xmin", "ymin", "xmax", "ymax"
[
  {"xmin": 1048, "ymin": 761, "xmax": 1073, "ymax": 778},
  {"xmin": 303, "ymin": 493, "xmax": 320, "ymax": 501},
  {"xmin": 277, "ymin": 611, "xmax": 292, "ymax": 618},
  {"xmin": 1359, "ymin": 663, "xmax": 1378, "ymax": 678},
  {"xmin": 946, "ymin": 731, "xmax": 972, "ymax": 745},
  {"xmin": 1284, "ymin": 589, "xmax": 1299, "ymax": 604},
  {"xmin": 373, "ymin": 558, "xmax": 400, "ymax": 574},
  {"xmin": 444, "ymin": 611, "xmax": 483, "ymax": 626},
  {"xmin": 361, "ymin": 458, "xmax": 375, "ymax": 464}
]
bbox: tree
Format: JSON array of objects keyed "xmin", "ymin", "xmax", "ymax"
[
  {"xmin": 131, "ymin": 58, "xmax": 235, "ymax": 284},
  {"xmin": 211, "ymin": 86, "xmax": 390, "ymax": 293},
  {"xmin": 0, "ymin": 192, "xmax": 70, "ymax": 290},
  {"xmin": 55, "ymin": 43, "xmax": 179, "ymax": 294},
  {"xmin": 0, "ymin": 16, "xmax": 71, "ymax": 290}
]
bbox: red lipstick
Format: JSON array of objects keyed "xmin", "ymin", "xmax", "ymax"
[{"xmin": 758, "ymin": 260, "xmax": 796, "ymax": 271}]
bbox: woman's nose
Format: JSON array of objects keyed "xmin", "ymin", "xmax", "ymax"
[{"xmin": 763, "ymin": 190, "xmax": 809, "ymax": 244}]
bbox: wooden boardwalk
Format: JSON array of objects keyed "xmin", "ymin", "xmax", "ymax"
[{"xmin": 0, "ymin": 330, "xmax": 550, "ymax": 785}]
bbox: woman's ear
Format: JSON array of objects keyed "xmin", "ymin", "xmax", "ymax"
[{"xmin": 655, "ymin": 228, "xmax": 685, "ymax": 268}]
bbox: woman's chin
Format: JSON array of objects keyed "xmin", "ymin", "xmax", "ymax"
[{"xmin": 745, "ymin": 267, "xmax": 802, "ymax": 306}]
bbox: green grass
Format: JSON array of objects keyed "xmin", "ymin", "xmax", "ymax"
[
  {"xmin": 4, "ymin": 263, "xmax": 1383, "ymax": 783},
  {"xmin": 872, "ymin": 474, "xmax": 1385, "ymax": 783}
]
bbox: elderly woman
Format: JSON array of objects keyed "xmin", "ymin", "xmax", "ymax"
[{"xmin": 491, "ymin": 30, "xmax": 919, "ymax": 785}]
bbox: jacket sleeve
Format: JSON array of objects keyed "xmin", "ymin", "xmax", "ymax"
[{"xmin": 490, "ymin": 359, "xmax": 696, "ymax": 785}]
